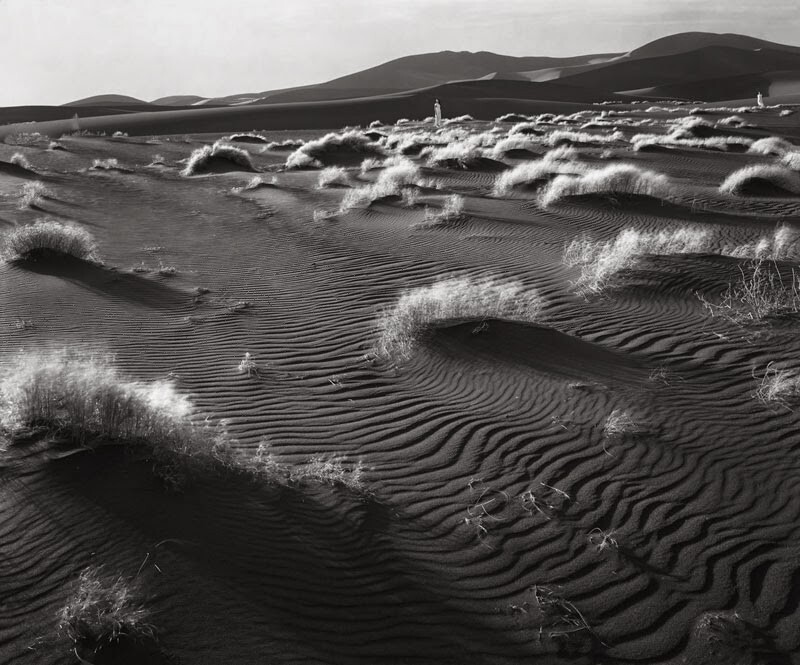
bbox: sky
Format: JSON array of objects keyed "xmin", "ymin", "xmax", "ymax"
[{"xmin": 2, "ymin": 0, "xmax": 800, "ymax": 106}]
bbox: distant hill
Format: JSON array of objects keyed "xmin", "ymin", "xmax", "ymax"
[
  {"xmin": 65, "ymin": 94, "xmax": 150, "ymax": 106},
  {"xmin": 150, "ymin": 95, "xmax": 209, "ymax": 106},
  {"xmin": 626, "ymin": 31, "xmax": 800, "ymax": 59}
]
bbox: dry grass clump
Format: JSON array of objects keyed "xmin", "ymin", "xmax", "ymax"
[
  {"xmin": 340, "ymin": 158, "xmax": 423, "ymax": 210},
  {"xmin": 385, "ymin": 130, "xmax": 444, "ymax": 155},
  {"xmin": 564, "ymin": 226, "xmax": 710, "ymax": 294},
  {"xmin": 754, "ymin": 362, "xmax": 800, "ymax": 407},
  {"xmin": 545, "ymin": 130, "xmax": 624, "ymax": 147},
  {"xmin": 632, "ymin": 133, "xmax": 753, "ymax": 152},
  {"xmin": 715, "ymin": 115, "xmax": 753, "ymax": 128},
  {"xmin": 719, "ymin": 165, "xmax": 800, "ymax": 196},
  {"xmin": 417, "ymin": 194, "xmax": 465, "ymax": 227},
  {"xmin": 58, "ymin": 566, "xmax": 155, "ymax": 652},
  {"xmin": 359, "ymin": 157, "xmax": 384, "ymax": 174},
  {"xmin": 9, "ymin": 152, "xmax": 33, "ymax": 169},
  {"xmin": 265, "ymin": 138, "xmax": 305, "ymax": 151},
  {"xmin": 509, "ymin": 122, "xmax": 543, "ymax": 136},
  {"xmin": 289, "ymin": 456, "xmax": 365, "ymax": 491},
  {"xmin": 748, "ymin": 137, "xmax": 795, "ymax": 156},
  {"xmin": 698, "ymin": 259, "xmax": 800, "ymax": 322},
  {"xmin": 496, "ymin": 113, "xmax": 531, "ymax": 123},
  {"xmin": 493, "ymin": 150, "xmax": 585, "ymax": 196},
  {"xmin": 443, "ymin": 114, "xmax": 474, "ymax": 126},
  {"xmin": 488, "ymin": 136, "xmax": 541, "ymax": 159},
  {"xmin": 3, "ymin": 220, "xmax": 99, "ymax": 262},
  {"xmin": 0, "ymin": 351, "xmax": 231, "ymax": 469},
  {"xmin": 285, "ymin": 130, "xmax": 385, "ymax": 169},
  {"xmin": 422, "ymin": 139, "xmax": 489, "ymax": 169},
  {"xmin": 780, "ymin": 109, "xmax": 796, "ymax": 117},
  {"xmin": 781, "ymin": 152, "xmax": 800, "ymax": 171},
  {"xmin": 727, "ymin": 224, "xmax": 800, "ymax": 261},
  {"xmin": 540, "ymin": 164, "xmax": 673, "ymax": 208},
  {"xmin": 317, "ymin": 166, "xmax": 350, "ymax": 188},
  {"xmin": 17, "ymin": 181, "xmax": 52, "ymax": 209},
  {"xmin": 182, "ymin": 141, "xmax": 256, "ymax": 176},
  {"xmin": 91, "ymin": 158, "xmax": 129, "ymax": 171},
  {"xmin": 231, "ymin": 175, "xmax": 278, "ymax": 193},
  {"xmin": 5, "ymin": 132, "xmax": 47, "ymax": 146},
  {"xmin": 227, "ymin": 132, "xmax": 268, "ymax": 144},
  {"xmin": 374, "ymin": 276, "xmax": 543, "ymax": 361}
]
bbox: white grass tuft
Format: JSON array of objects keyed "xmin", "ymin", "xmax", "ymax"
[
  {"xmin": 748, "ymin": 137, "xmax": 796, "ymax": 156},
  {"xmin": 317, "ymin": 166, "xmax": 350, "ymax": 188},
  {"xmin": 9, "ymin": 153, "xmax": 32, "ymax": 169},
  {"xmin": 564, "ymin": 227, "xmax": 710, "ymax": 294},
  {"xmin": 182, "ymin": 141, "xmax": 255, "ymax": 176},
  {"xmin": 418, "ymin": 194, "xmax": 465, "ymax": 227},
  {"xmin": 781, "ymin": 152, "xmax": 800, "ymax": 171},
  {"xmin": 493, "ymin": 150, "xmax": 586, "ymax": 196},
  {"xmin": 340, "ymin": 158, "xmax": 423, "ymax": 211},
  {"xmin": 540, "ymin": 164, "xmax": 672, "ymax": 208},
  {"xmin": 285, "ymin": 130, "xmax": 385, "ymax": 169},
  {"xmin": 3, "ymin": 220, "xmax": 99, "ymax": 262},
  {"xmin": 17, "ymin": 181, "xmax": 52, "ymax": 209},
  {"xmin": 754, "ymin": 363, "xmax": 800, "ymax": 406},
  {"xmin": 719, "ymin": 165, "xmax": 800, "ymax": 196},
  {"xmin": 545, "ymin": 130, "xmax": 624, "ymax": 147},
  {"xmin": 374, "ymin": 276, "xmax": 543, "ymax": 361}
]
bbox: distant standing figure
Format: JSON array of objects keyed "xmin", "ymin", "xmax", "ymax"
[
  {"xmin": 434, "ymin": 98, "xmax": 442, "ymax": 127},
  {"xmin": 757, "ymin": 91, "xmax": 765, "ymax": 108}
]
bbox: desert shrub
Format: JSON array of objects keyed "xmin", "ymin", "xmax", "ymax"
[
  {"xmin": 227, "ymin": 132, "xmax": 268, "ymax": 143},
  {"xmin": 17, "ymin": 181, "xmax": 52, "ymax": 209},
  {"xmin": 493, "ymin": 150, "xmax": 585, "ymax": 196},
  {"xmin": 488, "ymin": 136, "xmax": 541, "ymax": 159},
  {"xmin": 231, "ymin": 175, "xmax": 278, "ymax": 193},
  {"xmin": 359, "ymin": 157, "xmax": 384, "ymax": 174},
  {"xmin": 545, "ymin": 130, "xmax": 624, "ymax": 147},
  {"xmin": 340, "ymin": 157, "xmax": 423, "ymax": 210},
  {"xmin": 564, "ymin": 226, "xmax": 710, "ymax": 294},
  {"xmin": 3, "ymin": 220, "xmax": 99, "ymax": 262},
  {"xmin": 0, "ymin": 350, "xmax": 233, "ymax": 470},
  {"xmin": 443, "ymin": 114, "xmax": 474, "ymax": 126},
  {"xmin": 539, "ymin": 164, "xmax": 673, "ymax": 207},
  {"xmin": 9, "ymin": 152, "xmax": 32, "ymax": 169},
  {"xmin": 754, "ymin": 362, "xmax": 800, "ymax": 406},
  {"xmin": 265, "ymin": 138, "xmax": 305, "ymax": 151},
  {"xmin": 58, "ymin": 566, "xmax": 155, "ymax": 650},
  {"xmin": 374, "ymin": 276, "xmax": 543, "ymax": 361},
  {"xmin": 716, "ymin": 115, "xmax": 752, "ymax": 128},
  {"xmin": 496, "ymin": 113, "xmax": 531, "ymax": 123},
  {"xmin": 368, "ymin": 120, "xmax": 383, "ymax": 128},
  {"xmin": 698, "ymin": 259, "xmax": 800, "ymax": 322},
  {"xmin": 727, "ymin": 224, "xmax": 800, "ymax": 261},
  {"xmin": 418, "ymin": 194, "xmax": 465, "ymax": 227},
  {"xmin": 748, "ymin": 137, "xmax": 795, "ymax": 156},
  {"xmin": 182, "ymin": 141, "xmax": 255, "ymax": 176},
  {"xmin": 602, "ymin": 409, "xmax": 647, "ymax": 436},
  {"xmin": 285, "ymin": 130, "xmax": 385, "ymax": 169},
  {"xmin": 385, "ymin": 130, "xmax": 443, "ymax": 155},
  {"xmin": 4, "ymin": 132, "xmax": 47, "ymax": 146},
  {"xmin": 48, "ymin": 141, "xmax": 66, "ymax": 151},
  {"xmin": 509, "ymin": 122, "xmax": 543, "ymax": 136},
  {"xmin": 781, "ymin": 152, "xmax": 800, "ymax": 171},
  {"xmin": 422, "ymin": 137, "xmax": 497, "ymax": 169},
  {"xmin": 289, "ymin": 457, "xmax": 365, "ymax": 491},
  {"xmin": 780, "ymin": 109, "xmax": 795, "ymax": 117},
  {"xmin": 630, "ymin": 132, "xmax": 753, "ymax": 152},
  {"xmin": 719, "ymin": 164, "xmax": 800, "ymax": 196},
  {"xmin": 317, "ymin": 166, "xmax": 350, "ymax": 188}
]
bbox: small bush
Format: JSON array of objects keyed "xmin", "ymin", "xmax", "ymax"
[
  {"xmin": 780, "ymin": 109, "xmax": 795, "ymax": 117},
  {"xmin": 540, "ymin": 164, "xmax": 673, "ymax": 207},
  {"xmin": 182, "ymin": 141, "xmax": 256, "ymax": 176},
  {"xmin": 227, "ymin": 132, "xmax": 268, "ymax": 144},
  {"xmin": 443, "ymin": 114, "xmax": 474, "ymax": 126},
  {"xmin": 3, "ymin": 220, "xmax": 99, "ymax": 262},
  {"xmin": 4, "ymin": 132, "xmax": 47, "ymax": 146},
  {"xmin": 340, "ymin": 157, "xmax": 423, "ymax": 210},
  {"xmin": 564, "ymin": 226, "xmax": 710, "ymax": 294},
  {"xmin": 545, "ymin": 130, "xmax": 624, "ymax": 147},
  {"xmin": 698, "ymin": 259, "xmax": 800, "ymax": 322},
  {"xmin": 17, "ymin": 181, "xmax": 52, "ymax": 209},
  {"xmin": 10, "ymin": 152, "xmax": 32, "ymax": 169},
  {"xmin": 488, "ymin": 136, "xmax": 541, "ymax": 159},
  {"xmin": 716, "ymin": 115, "xmax": 752, "ymax": 128},
  {"xmin": 59, "ymin": 566, "xmax": 155, "ymax": 650},
  {"xmin": 265, "ymin": 138, "xmax": 305, "ymax": 151},
  {"xmin": 375, "ymin": 276, "xmax": 543, "ymax": 361},
  {"xmin": 493, "ymin": 150, "xmax": 585, "ymax": 196},
  {"xmin": 754, "ymin": 362, "xmax": 800, "ymax": 406},
  {"xmin": 317, "ymin": 166, "xmax": 350, "ymax": 188},
  {"xmin": 496, "ymin": 113, "xmax": 531, "ymax": 123},
  {"xmin": 91, "ymin": 158, "xmax": 127, "ymax": 171},
  {"xmin": 630, "ymin": 132, "xmax": 753, "ymax": 152},
  {"xmin": 719, "ymin": 165, "xmax": 800, "ymax": 196},
  {"xmin": 781, "ymin": 152, "xmax": 800, "ymax": 171},
  {"xmin": 748, "ymin": 137, "xmax": 795, "ymax": 156},
  {"xmin": 285, "ymin": 130, "xmax": 385, "ymax": 169},
  {"xmin": 418, "ymin": 194, "xmax": 465, "ymax": 227},
  {"xmin": 508, "ymin": 122, "xmax": 543, "ymax": 136}
]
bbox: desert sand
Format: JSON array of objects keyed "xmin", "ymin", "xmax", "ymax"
[{"xmin": 2, "ymin": 33, "xmax": 800, "ymax": 665}]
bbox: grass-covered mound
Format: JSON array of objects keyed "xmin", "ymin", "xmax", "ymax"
[
  {"xmin": 720, "ymin": 165, "xmax": 800, "ymax": 197},
  {"xmin": 3, "ymin": 220, "xmax": 100, "ymax": 262},
  {"xmin": 182, "ymin": 141, "xmax": 257, "ymax": 176}
]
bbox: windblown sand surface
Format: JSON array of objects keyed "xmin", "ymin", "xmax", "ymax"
[{"xmin": 1, "ymin": 104, "xmax": 800, "ymax": 664}]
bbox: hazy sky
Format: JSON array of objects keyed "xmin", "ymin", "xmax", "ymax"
[{"xmin": 3, "ymin": 0, "xmax": 799, "ymax": 105}]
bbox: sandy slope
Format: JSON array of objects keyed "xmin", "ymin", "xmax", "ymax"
[{"xmin": 1, "ymin": 106, "xmax": 800, "ymax": 664}]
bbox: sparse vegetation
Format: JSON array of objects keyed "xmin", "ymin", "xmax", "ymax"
[
  {"xmin": 3, "ymin": 220, "xmax": 100, "ymax": 262},
  {"xmin": 719, "ymin": 164, "xmax": 800, "ymax": 196},
  {"xmin": 285, "ymin": 130, "xmax": 385, "ymax": 169},
  {"xmin": 340, "ymin": 157, "xmax": 424, "ymax": 210},
  {"xmin": 493, "ymin": 149, "xmax": 585, "ymax": 196},
  {"xmin": 182, "ymin": 141, "xmax": 256, "ymax": 176},
  {"xmin": 317, "ymin": 166, "xmax": 350, "ymax": 188},
  {"xmin": 58, "ymin": 566, "xmax": 155, "ymax": 652},
  {"xmin": 540, "ymin": 164, "xmax": 673, "ymax": 208},
  {"xmin": 748, "ymin": 137, "xmax": 795, "ymax": 156},
  {"xmin": 91, "ymin": 158, "xmax": 127, "ymax": 171},
  {"xmin": 563, "ymin": 226, "xmax": 709, "ymax": 294},
  {"xmin": 9, "ymin": 152, "xmax": 32, "ymax": 169},
  {"xmin": 418, "ymin": 194, "xmax": 465, "ymax": 227},
  {"xmin": 754, "ymin": 362, "xmax": 800, "ymax": 407},
  {"xmin": 374, "ymin": 276, "xmax": 543, "ymax": 361},
  {"xmin": 17, "ymin": 181, "xmax": 52, "ymax": 209}
]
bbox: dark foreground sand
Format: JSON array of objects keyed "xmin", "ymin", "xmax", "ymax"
[{"xmin": 1, "ymin": 104, "xmax": 800, "ymax": 664}]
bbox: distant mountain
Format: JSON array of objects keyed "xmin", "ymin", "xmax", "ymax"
[
  {"xmin": 65, "ymin": 94, "xmax": 150, "ymax": 106},
  {"xmin": 54, "ymin": 31, "xmax": 800, "ymax": 110}
]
